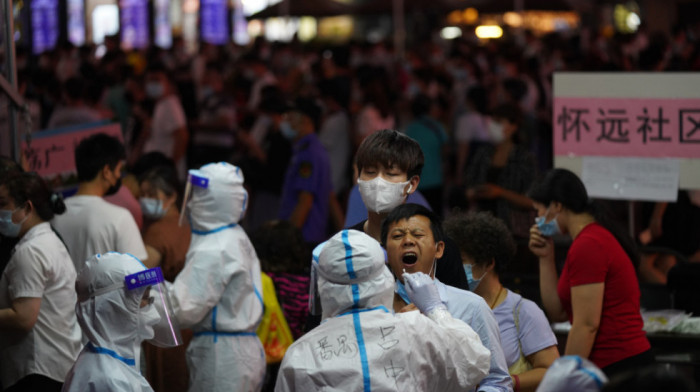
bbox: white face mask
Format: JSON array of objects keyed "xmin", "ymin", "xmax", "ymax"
[
  {"xmin": 357, "ymin": 176, "xmax": 411, "ymax": 214},
  {"xmin": 488, "ymin": 119, "xmax": 505, "ymax": 143}
]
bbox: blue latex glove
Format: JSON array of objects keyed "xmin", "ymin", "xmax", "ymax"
[{"xmin": 402, "ymin": 271, "xmax": 446, "ymax": 315}]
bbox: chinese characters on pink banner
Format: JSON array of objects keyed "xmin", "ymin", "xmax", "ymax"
[
  {"xmin": 554, "ymin": 98, "xmax": 700, "ymax": 158},
  {"xmin": 21, "ymin": 123, "xmax": 123, "ymax": 177}
]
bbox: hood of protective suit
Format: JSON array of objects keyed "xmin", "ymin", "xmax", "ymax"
[
  {"xmin": 75, "ymin": 253, "xmax": 148, "ymax": 360},
  {"xmin": 537, "ymin": 356, "xmax": 608, "ymax": 392},
  {"xmin": 188, "ymin": 162, "xmax": 248, "ymax": 232},
  {"xmin": 317, "ymin": 230, "xmax": 394, "ymax": 320}
]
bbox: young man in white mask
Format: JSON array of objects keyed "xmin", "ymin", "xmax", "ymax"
[
  {"xmin": 305, "ymin": 129, "xmax": 468, "ymax": 331},
  {"xmin": 350, "ymin": 129, "xmax": 468, "ymax": 290}
]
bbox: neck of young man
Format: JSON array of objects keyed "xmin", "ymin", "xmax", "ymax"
[
  {"xmin": 364, "ymin": 210, "xmax": 387, "ymax": 242},
  {"xmin": 75, "ymin": 180, "xmax": 106, "ymax": 197}
]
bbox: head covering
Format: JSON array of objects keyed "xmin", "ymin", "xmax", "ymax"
[
  {"xmin": 536, "ymin": 356, "xmax": 608, "ymax": 392},
  {"xmin": 317, "ymin": 230, "xmax": 394, "ymax": 319},
  {"xmin": 75, "ymin": 253, "xmax": 148, "ymax": 357},
  {"xmin": 188, "ymin": 162, "xmax": 248, "ymax": 232}
]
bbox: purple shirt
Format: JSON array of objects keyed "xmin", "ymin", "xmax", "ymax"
[
  {"xmin": 493, "ymin": 289, "xmax": 558, "ymax": 368},
  {"xmin": 278, "ymin": 133, "xmax": 333, "ymax": 244}
]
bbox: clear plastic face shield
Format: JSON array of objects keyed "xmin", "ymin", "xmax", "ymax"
[
  {"xmin": 125, "ymin": 267, "xmax": 183, "ymax": 347},
  {"xmin": 179, "ymin": 169, "xmax": 210, "ymax": 226}
]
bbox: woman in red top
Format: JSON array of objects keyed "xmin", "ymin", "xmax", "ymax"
[{"xmin": 528, "ymin": 168, "xmax": 652, "ymax": 377}]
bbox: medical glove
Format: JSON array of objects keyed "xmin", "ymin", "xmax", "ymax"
[{"xmin": 402, "ymin": 271, "xmax": 448, "ymax": 322}]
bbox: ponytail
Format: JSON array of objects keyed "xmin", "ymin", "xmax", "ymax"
[{"xmin": 50, "ymin": 192, "xmax": 67, "ymax": 215}]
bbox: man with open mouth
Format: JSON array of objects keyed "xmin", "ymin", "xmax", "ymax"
[{"xmin": 382, "ymin": 203, "xmax": 513, "ymax": 392}]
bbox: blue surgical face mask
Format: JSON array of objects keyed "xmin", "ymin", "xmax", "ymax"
[
  {"xmin": 535, "ymin": 208, "xmax": 561, "ymax": 237},
  {"xmin": 395, "ymin": 280, "xmax": 412, "ymax": 305},
  {"xmin": 279, "ymin": 120, "xmax": 297, "ymax": 140},
  {"xmin": 140, "ymin": 197, "xmax": 167, "ymax": 220},
  {"xmin": 0, "ymin": 207, "xmax": 28, "ymax": 238},
  {"xmin": 463, "ymin": 264, "xmax": 486, "ymax": 292}
]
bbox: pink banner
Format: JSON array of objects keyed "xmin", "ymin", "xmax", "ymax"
[
  {"xmin": 21, "ymin": 122, "xmax": 123, "ymax": 177},
  {"xmin": 553, "ymin": 97, "xmax": 700, "ymax": 158}
]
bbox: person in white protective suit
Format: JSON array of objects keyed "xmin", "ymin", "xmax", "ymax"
[
  {"xmin": 275, "ymin": 229, "xmax": 491, "ymax": 392},
  {"xmin": 63, "ymin": 252, "xmax": 183, "ymax": 392},
  {"xmin": 169, "ymin": 162, "xmax": 266, "ymax": 392}
]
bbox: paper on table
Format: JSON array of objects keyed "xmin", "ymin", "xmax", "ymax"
[{"xmin": 581, "ymin": 157, "xmax": 680, "ymax": 202}]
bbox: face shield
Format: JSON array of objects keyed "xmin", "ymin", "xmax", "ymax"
[
  {"xmin": 179, "ymin": 169, "xmax": 210, "ymax": 226},
  {"xmin": 125, "ymin": 267, "xmax": 183, "ymax": 347}
]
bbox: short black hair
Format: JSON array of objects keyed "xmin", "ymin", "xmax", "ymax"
[
  {"xmin": 289, "ymin": 97, "xmax": 321, "ymax": 131},
  {"xmin": 74, "ymin": 133, "xmax": 126, "ymax": 182},
  {"xmin": 491, "ymin": 103, "xmax": 522, "ymax": 128},
  {"xmin": 139, "ymin": 164, "xmax": 181, "ymax": 202},
  {"xmin": 381, "ymin": 203, "xmax": 443, "ymax": 246},
  {"xmin": 443, "ymin": 211, "xmax": 516, "ymax": 276},
  {"xmin": 355, "ymin": 129, "xmax": 424, "ymax": 179}
]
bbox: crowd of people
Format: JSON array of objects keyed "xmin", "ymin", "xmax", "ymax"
[{"xmin": 2, "ymin": 21, "xmax": 700, "ymax": 392}]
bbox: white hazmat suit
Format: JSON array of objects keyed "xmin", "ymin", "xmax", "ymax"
[
  {"xmin": 63, "ymin": 252, "xmax": 157, "ymax": 392},
  {"xmin": 169, "ymin": 162, "xmax": 265, "ymax": 392},
  {"xmin": 275, "ymin": 229, "xmax": 491, "ymax": 392}
]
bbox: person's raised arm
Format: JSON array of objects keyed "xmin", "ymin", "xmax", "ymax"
[{"xmin": 529, "ymin": 224, "xmax": 567, "ymax": 322}]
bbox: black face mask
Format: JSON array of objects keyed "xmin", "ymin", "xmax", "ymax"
[{"xmin": 105, "ymin": 177, "xmax": 122, "ymax": 197}]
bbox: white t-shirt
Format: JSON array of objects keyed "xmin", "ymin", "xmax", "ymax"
[
  {"xmin": 52, "ymin": 195, "xmax": 148, "ymax": 271},
  {"xmin": 144, "ymin": 95, "xmax": 187, "ymax": 177},
  {"xmin": 0, "ymin": 222, "xmax": 81, "ymax": 387}
]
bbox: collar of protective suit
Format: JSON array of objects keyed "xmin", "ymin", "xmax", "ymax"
[
  {"xmin": 75, "ymin": 253, "xmax": 148, "ymax": 364},
  {"xmin": 317, "ymin": 230, "xmax": 394, "ymax": 320},
  {"xmin": 188, "ymin": 162, "xmax": 248, "ymax": 233}
]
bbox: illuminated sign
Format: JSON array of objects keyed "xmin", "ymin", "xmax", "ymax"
[
  {"xmin": 120, "ymin": 0, "xmax": 149, "ymax": 49},
  {"xmin": 201, "ymin": 0, "xmax": 228, "ymax": 45},
  {"xmin": 31, "ymin": 0, "xmax": 59, "ymax": 54}
]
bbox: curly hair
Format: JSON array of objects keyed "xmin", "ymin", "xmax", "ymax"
[
  {"xmin": 443, "ymin": 211, "xmax": 516, "ymax": 276},
  {"xmin": 250, "ymin": 220, "xmax": 310, "ymax": 274}
]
